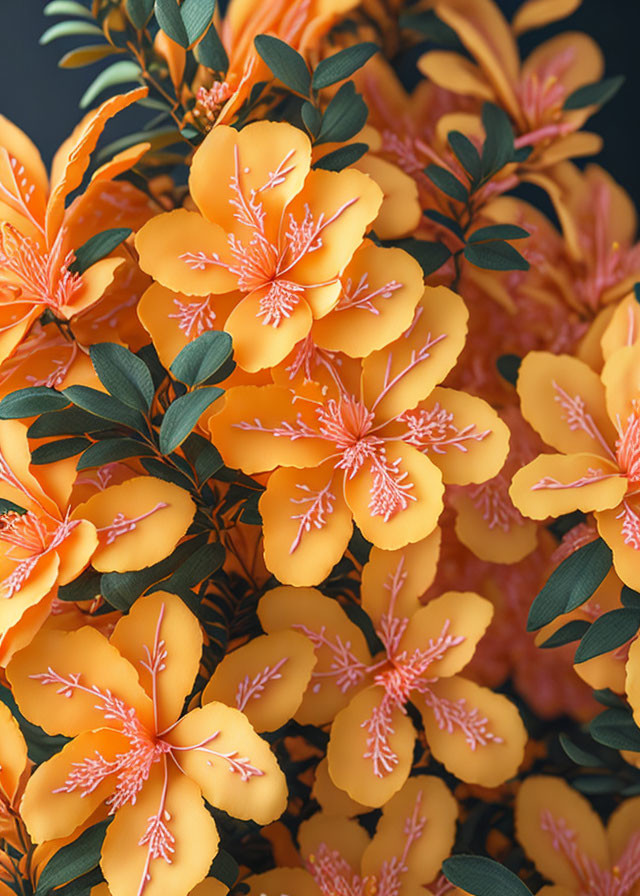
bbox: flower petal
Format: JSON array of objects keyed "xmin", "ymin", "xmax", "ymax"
[
  {"xmin": 362, "ymin": 776, "xmax": 458, "ymax": 886},
  {"xmin": 135, "ymin": 209, "xmax": 236, "ymax": 297},
  {"xmin": 597, "ymin": 496, "xmax": 640, "ymax": 592},
  {"xmin": 355, "ymin": 155, "xmax": 421, "ymax": 240},
  {"xmin": 110, "ymin": 591, "xmax": 203, "ymax": 734},
  {"xmin": 515, "ymin": 776, "xmax": 608, "ymax": 889},
  {"xmin": 0, "ymin": 551, "xmax": 59, "ymax": 619},
  {"xmin": 202, "ymin": 630, "xmax": 316, "ymax": 732},
  {"xmin": 607, "ymin": 794, "xmax": 640, "ymax": 866},
  {"xmin": 21, "ymin": 729, "xmax": 131, "ymax": 842},
  {"xmin": 602, "ymin": 341, "xmax": 640, "ymax": 429},
  {"xmin": 101, "ymin": 758, "xmax": 219, "ymax": 896},
  {"xmin": 298, "ymin": 813, "xmax": 369, "ymax": 872},
  {"xmin": 61, "ymin": 258, "xmax": 122, "ymax": 318},
  {"xmin": 56, "ymin": 519, "xmax": 98, "ymax": 585},
  {"xmin": 512, "ymin": 0, "xmax": 581, "ymax": 35},
  {"xmin": 7, "ymin": 626, "xmax": 153, "ymax": 736},
  {"xmin": 399, "ymin": 591, "xmax": 493, "ymax": 678},
  {"xmin": 166, "ymin": 701, "xmax": 287, "ymax": 825},
  {"xmin": 74, "ymin": 476, "xmax": 195, "ymax": 573},
  {"xmin": 0, "ymin": 701, "xmax": 27, "ymax": 804},
  {"xmin": 312, "ymin": 242, "xmax": 424, "ymax": 358},
  {"xmin": 344, "ymin": 441, "xmax": 443, "ymax": 551},
  {"xmin": 209, "ymin": 384, "xmax": 330, "ymax": 474},
  {"xmin": 258, "ymin": 586, "xmax": 372, "ymax": 725},
  {"xmin": 414, "ymin": 676, "xmax": 527, "ymax": 786},
  {"xmin": 244, "ymin": 869, "xmax": 321, "ymax": 896},
  {"xmin": 601, "ymin": 292, "xmax": 640, "ymax": 362},
  {"xmin": 361, "ymin": 529, "xmax": 441, "ymax": 632},
  {"xmin": 362, "ymin": 287, "xmax": 468, "ymax": 421},
  {"xmin": 451, "ymin": 484, "xmax": 538, "ymax": 564},
  {"xmin": 510, "ymin": 453, "xmax": 626, "ymax": 519},
  {"xmin": 312, "ymin": 757, "xmax": 369, "ymax": 816},
  {"xmin": 260, "ymin": 462, "xmax": 353, "ymax": 586},
  {"xmin": 418, "ymin": 51, "xmax": 494, "ymax": 99},
  {"xmin": 517, "ymin": 352, "xmax": 617, "ymax": 457}
]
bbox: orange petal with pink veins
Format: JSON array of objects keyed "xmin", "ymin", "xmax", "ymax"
[
  {"xmin": 517, "ymin": 352, "xmax": 617, "ymax": 457},
  {"xmin": 73, "ymin": 476, "xmax": 195, "ymax": 572},
  {"xmin": 510, "ymin": 453, "xmax": 626, "ymax": 519},
  {"xmin": 399, "ymin": 591, "xmax": 493, "ymax": 678},
  {"xmin": 0, "ymin": 304, "xmax": 41, "ymax": 367},
  {"xmin": 166, "ymin": 701, "xmax": 288, "ymax": 825},
  {"xmin": 601, "ymin": 292, "xmax": 640, "ymax": 361},
  {"xmin": 209, "ymin": 384, "xmax": 330, "ymax": 474},
  {"xmin": 0, "ymin": 702, "xmax": 28, "ymax": 805},
  {"xmin": 244, "ymin": 870, "xmax": 321, "ymax": 896},
  {"xmin": 260, "ymin": 462, "xmax": 353, "ymax": 586},
  {"xmin": 110, "ymin": 591, "xmax": 203, "ymax": 733},
  {"xmin": 312, "ymin": 241, "xmax": 424, "ymax": 358},
  {"xmin": 0, "ymin": 419, "xmax": 59, "ymax": 516},
  {"xmin": 59, "ymin": 257, "xmax": 122, "ymax": 318},
  {"xmin": 202, "ymin": 630, "xmax": 316, "ymax": 732},
  {"xmin": 328, "ymin": 686, "xmax": 415, "ymax": 807},
  {"xmin": 224, "ymin": 287, "xmax": 313, "ymax": 372},
  {"xmin": 7, "ymin": 625, "xmax": 153, "ymax": 736},
  {"xmin": 362, "ymin": 287, "xmax": 468, "ymax": 422},
  {"xmin": 56, "ymin": 519, "xmax": 98, "ymax": 585},
  {"xmin": 0, "ymin": 551, "xmax": 59, "ymax": 617},
  {"xmin": 452, "ymin": 486, "xmax": 538, "ymax": 564},
  {"xmin": 515, "ymin": 776, "xmax": 608, "ymax": 890},
  {"xmin": 344, "ymin": 441, "xmax": 443, "ymax": 551},
  {"xmin": 415, "ymin": 676, "xmax": 527, "ymax": 786},
  {"xmin": 258, "ymin": 585, "xmax": 373, "ymax": 725},
  {"xmin": 0, "ymin": 114, "xmax": 48, "ymax": 225},
  {"xmin": 285, "ymin": 168, "xmax": 383, "ymax": 286},
  {"xmin": 298, "ymin": 813, "xmax": 369, "ymax": 872},
  {"xmin": 101, "ymin": 759, "xmax": 219, "ymax": 896},
  {"xmin": 189, "ymin": 121, "xmax": 311, "ymax": 245},
  {"xmin": 522, "ymin": 33, "xmax": 603, "ymax": 102},
  {"xmin": 362, "ymin": 775, "xmax": 458, "ymax": 886},
  {"xmin": 20, "ymin": 729, "xmax": 132, "ymax": 843},
  {"xmin": 602, "ymin": 342, "xmax": 640, "ymax": 429},
  {"xmin": 135, "ymin": 209, "xmax": 236, "ymax": 297},
  {"xmin": 0, "ymin": 589, "xmax": 55, "ymax": 667}
]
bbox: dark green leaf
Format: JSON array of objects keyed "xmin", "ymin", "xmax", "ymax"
[
  {"xmin": 527, "ymin": 538, "xmax": 613, "ymax": 631},
  {"xmin": 539, "ymin": 619, "xmax": 590, "ymax": 648},
  {"xmin": 468, "ymin": 224, "xmax": 529, "ymax": 242},
  {"xmin": 443, "ymin": 855, "xmax": 532, "ymax": 896},
  {"xmin": 424, "ymin": 209, "xmax": 464, "ymax": 241},
  {"xmin": 155, "ymin": 0, "xmax": 189, "ymax": 46},
  {"xmin": 0, "ymin": 498, "xmax": 26, "ymax": 515},
  {"xmin": 0, "ymin": 386, "xmax": 68, "ymax": 419},
  {"xmin": 301, "ymin": 101, "xmax": 322, "ymax": 137},
  {"xmin": 63, "ymin": 385, "xmax": 145, "ymax": 431},
  {"xmin": 590, "ymin": 708, "xmax": 640, "ymax": 751},
  {"xmin": 425, "ymin": 164, "xmax": 468, "ymax": 202},
  {"xmin": 51, "ymin": 867, "xmax": 103, "ymax": 896},
  {"xmin": 209, "ymin": 850, "xmax": 239, "ymax": 888},
  {"xmin": 170, "ymin": 331, "xmax": 233, "ymax": 387},
  {"xmin": 29, "ymin": 406, "xmax": 110, "ymax": 437},
  {"xmin": 69, "ymin": 227, "xmax": 132, "ymax": 274},
  {"xmin": 573, "ymin": 775, "xmax": 624, "ymax": 795},
  {"xmin": 90, "ymin": 342, "xmax": 154, "ymax": 411},
  {"xmin": 496, "ymin": 353, "xmax": 521, "ymax": 386},
  {"xmin": 77, "ymin": 438, "xmax": 154, "ymax": 470},
  {"xmin": 512, "ymin": 146, "xmax": 533, "ymax": 163},
  {"xmin": 125, "ymin": 0, "xmax": 155, "ymax": 28},
  {"xmin": 481, "ymin": 102, "xmax": 514, "ymax": 178},
  {"xmin": 312, "ymin": 142, "xmax": 368, "ymax": 171},
  {"xmin": 180, "ymin": 0, "xmax": 216, "ymax": 44},
  {"xmin": 622, "ymin": 586, "xmax": 640, "ymax": 608},
  {"xmin": 34, "ymin": 821, "xmax": 110, "ymax": 896},
  {"xmin": 464, "ymin": 240, "xmax": 529, "ymax": 271},
  {"xmin": 448, "ymin": 130, "xmax": 481, "ymax": 182},
  {"xmin": 593, "ymin": 688, "xmax": 627, "ymax": 709},
  {"xmin": 559, "ymin": 733, "xmax": 605, "ymax": 767},
  {"xmin": 57, "ymin": 568, "xmax": 102, "ymax": 602},
  {"xmin": 239, "ymin": 490, "xmax": 262, "ymax": 525},
  {"xmin": 40, "ymin": 21, "xmax": 103, "ymax": 44},
  {"xmin": 385, "ymin": 238, "xmax": 451, "ymax": 277},
  {"xmin": 398, "ymin": 10, "xmax": 461, "ymax": 49},
  {"xmin": 634, "ymin": 283, "xmax": 640, "ymax": 305},
  {"xmin": 194, "ymin": 23, "xmax": 229, "ymax": 72},
  {"xmin": 155, "ymin": 541, "xmax": 224, "ymax": 593},
  {"xmin": 574, "ymin": 608, "xmax": 640, "ymax": 662},
  {"xmin": 316, "ymin": 81, "xmax": 368, "ymax": 144},
  {"xmin": 44, "ymin": 1, "xmax": 94, "ymax": 17},
  {"xmin": 312, "ymin": 42, "xmax": 379, "ymax": 90},
  {"xmin": 564, "ymin": 75, "xmax": 624, "ymax": 110},
  {"xmin": 159, "ymin": 388, "xmax": 224, "ymax": 454},
  {"xmin": 140, "ymin": 457, "xmax": 193, "ymax": 490},
  {"xmin": 31, "ymin": 437, "xmax": 90, "ymax": 465},
  {"xmin": 79, "ymin": 62, "xmax": 142, "ymax": 108},
  {"xmin": 182, "ymin": 432, "xmax": 223, "ymax": 482},
  {"xmin": 254, "ymin": 35, "xmax": 310, "ymax": 95}
]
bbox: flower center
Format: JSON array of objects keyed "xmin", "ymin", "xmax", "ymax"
[{"xmin": 317, "ymin": 396, "xmax": 383, "ymax": 477}]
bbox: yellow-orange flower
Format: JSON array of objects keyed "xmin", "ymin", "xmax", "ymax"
[
  {"xmin": 7, "ymin": 591, "xmax": 288, "ymax": 896},
  {"xmin": 135, "ymin": 121, "xmax": 383, "ymax": 372},
  {"xmin": 210, "ymin": 288, "xmax": 509, "ymax": 584}
]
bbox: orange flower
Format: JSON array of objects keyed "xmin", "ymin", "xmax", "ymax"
[
  {"xmin": 245, "ymin": 775, "xmax": 458, "ymax": 895},
  {"xmin": 135, "ymin": 121, "xmax": 383, "ymax": 372},
  {"xmin": 210, "ymin": 288, "xmax": 509, "ymax": 584},
  {"xmin": 516, "ymin": 776, "xmax": 640, "ymax": 896},
  {"xmin": 0, "ymin": 89, "xmax": 148, "ymax": 364},
  {"xmin": 259, "ymin": 533, "xmax": 527, "ymax": 805},
  {"xmin": 7, "ymin": 591, "xmax": 288, "ymax": 896},
  {"xmin": 509, "ymin": 347, "xmax": 640, "ymax": 590}
]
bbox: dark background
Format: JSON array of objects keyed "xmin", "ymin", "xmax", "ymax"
[{"xmin": 0, "ymin": 2, "xmax": 636, "ymax": 203}]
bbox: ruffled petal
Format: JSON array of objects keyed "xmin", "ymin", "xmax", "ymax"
[
  {"xmin": 202, "ymin": 630, "xmax": 316, "ymax": 732},
  {"xmin": 260, "ymin": 462, "xmax": 353, "ymax": 586},
  {"xmin": 110, "ymin": 591, "xmax": 203, "ymax": 733},
  {"xmin": 166, "ymin": 701, "xmax": 288, "ymax": 825},
  {"xmin": 510, "ymin": 453, "xmax": 626, "ymax": 519},
  {"xmin": 415, "ymin": 676, "xmax": 527, "ymax": 786},
  {"xmin": 258, "ymin": 585, "xmax": 373, "ymax": 725}
]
